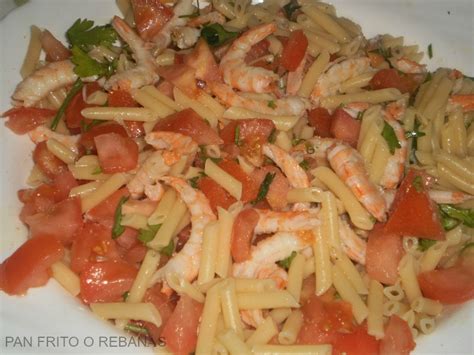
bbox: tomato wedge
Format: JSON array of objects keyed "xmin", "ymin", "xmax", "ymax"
[
  {"xmin": 80, "ymin": 260, "xmax": 137, "ymax": 304},
  {"xmin": 333, "ymin": 323, "xmax": 380, "ymax": 355},
  {"xmin": 308, "ymin": 107, "xmax": 333, "ymax": 138},
  {"xmin": 219, "ymin": 159, "xmax": 259, "ymax": 203},
  {"xmin": 65, "ymin": 82, "xmax": 101, "ymax": 130},
  {"xmin": 108, "ymin": 90, "xmax": 144, "ymax": 138},
  {"xmin": 157, "ymin": 64, "xmax": 200, "ymax": 98},
  {"xmin": 281, "ymin": 30, "xmax": 308, "ymax": 71},
  {"xmin": 0, "ymin": 235, "xmax": 64, "ymax": 295},
  {"xmin": 253, "ymin": 165, "xmax": 290, "ymax": 210},
  {"xmin": 131, "ymin": 0, "xmax": 173, "ymax": 41},
  {"xmin": 330, "ymin": 108, "xmax": 361, "ymax": 147},
  {"xmin": 86, "ymin": 188, "xmax": 130, "ymax": 223},
  {"xmin": 143, "ymin": 284, "xmax": 176, "ymax": 343},
  {"xmin": 79, "ymin": 123, "xmax": 128, "ymax": 152},
  {"xmin": 198, "ymin": 177, "xmax": 236, "ymax": 214},
  {"xmin": 385, "ymin": 169, "xmax": 445, "ymax": 240},
  {"xmin": 370, "ymin": 68, "xmax": 420, "ymax": 94},
  {"xmin": 40, "ymin": 30, "xmax": 70, "ymax": 62},
  {"xmin": 219, "ymin": 119, "xmax": 275, "ymax": 145},
  {"xmin": 231, "ymin": 208, "xmax": 259, "ymax": 262},
  {"xmin": 33, "ymin": 141, "xmax": 67, "ymax": 179},
  {"xmin": 95, "ymin": 133, "xmax": 139, "ymax": 173},
  {"xmin": 380, "ymin": 315, "xmax": 415, "ymax": 355},
  {"xmin": 2, "ymin": 107, "xmax": 56, "ymax": 135},
  {"xmin": 184, "ymin": 39, "xmax": 221, "ymax": 83}
]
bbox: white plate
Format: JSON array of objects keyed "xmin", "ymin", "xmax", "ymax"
[{"xmin": 0, "ymin": 1, "xmax": 472, "ymax": 354}]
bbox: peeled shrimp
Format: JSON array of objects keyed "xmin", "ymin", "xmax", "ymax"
[
  {"xmin": 187, "ymin": 11, "xmax": 226, "ymax": 27},
  {"xmin": 145, "ymin": 131, "xmax": 198, "ymax": 166},
  {"xmin": 28, "ymin": 125, "xmax": 79, "ymax": 154},
  {"xmin": 105, "ymin": 17, "xmax": 159, "ymax": 91},
  {"xmin": 209, "ymin": 82, "xmax": 309, "ymax": 116},
  {"xmin": 286, "ymin": 53, "xmax": 307, "ymax": 96},
  {"xmin": 391, "ymin": 57, "xmax": 426, "ymax": 74},
  {"xmin": 429, "ymin": 190, "xmax": 474, "ymax": 204},
  {"xmin": 220, "ymin": 23, "xmax": 279, "ymax": 93},
  {"xmin": 254, "ymin": 209, "xmax": 320, "ymax": 235},
  {"xmin": 12, "ymin": 60, "xmax": 77, "ymax": 107},
  {"xmin": 154, "ymin": 0, "xmax": 194, "ymax": 50},
  {"xmin": 171, "ymin": 26, "xmax": 201, "ymax": 49},
  {"xmin": 339, "ymin": 219, "xmax": 366, "ymax": 265},
  {"xmin": 448, "ymin": 94, "xmax": 474, "ymax": 112}
]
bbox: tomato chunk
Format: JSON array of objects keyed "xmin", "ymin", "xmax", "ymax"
[
  {"xmin": 24, "ymin": 197, "xmax": 83, "ymax": 246},
  {"xmin": 131, "ymin": 0, "xmax": 173, "ymax": 41},
  {"xmin": 144, "ymin": 284, "xmax": 176, "ymax": 343},
  {"xmin": 220, "ymin": 119, "xmax": 275, "ymax": 145},
  {"xmin": 330, "ymin": 108, "xmax": 361, "ymax": 147},
  {"xmin": 2, "ymin": 107, "xmax": 56, "ymax": 134},
  {"xmin": 308, "ymin": 107, "xmax": 333, "ymax": 138},
  {"xmin": 245, "ymin": 39, "xmax": 270, "ymax": 64},
  {"xmin": 79, "ymin": 123, "xmax": 128, "ymax": 152},
  {"xmin": 157, "ymin": 64, "xmax": 200, "ymax": 98},
  {"xmin": 253, "ymin": 165, "xmax": 289, "ymax": 210},
  {"xmin": 153, "ymin": 108, "xmax": 222, "ymax": 145},
  {"xmin": 80, "ymin": 260, "xmax": 137, "ymax": 304},
  {"xmin": 65, "ymin": 82, "xmax": 101, "ymax": 130},
  {"xmin": 33, "ymin": 141, "xmax": 67, "ymax": 179},
  {"xmin": 184, "ymin": 39, "xmax": 221, "ymax": 83},
  {"xmin": 40, "ymin": 30, "xmax": 70, "ymax": 62},
  {"xmin": 107, "ymin": 90, "xmax": 144, "ymax": 138},
  {"xmin": 333, "ymin": 323, "xmax": 380, "ymax": 355},
  {"xmin": 198, "ymin": 177, "xmax": 236, "ymax": 214},
  {"xmin": 231, "ymin": 208, "xmax": 259, "ymax": 262},
  {"xmin": 385, "ymin": 169, "xmax": 445, "ymax": 240},
  {"xmin": 370, "ymin": 68, "xmax": 420, "ymax": 94},
  {"xmin": 160, "ymin": 294, "xmax": 203, "ymax": 354},
  {"xmin": 86, "ymin": 188, "xmax": 130, "ymax": 224},
  {"xmin": 366, "ymin": 224, "xmax": 404, "ymax": 285},
  {"xmin": 219, "ymin": 159, "xmax": 259, "ymax": 203},
  {"xmin": 380, "ymin": 315, "xmax": 415, "ymax": 355},
  {"xmin": 281, "ymin": 30, "xmax": 308, "ymax": 71},
  {"xmin": 0, "ymin": 235, "xmax": 64, "ymax": 295},
  {"xmin": 95, "ymin": 133, "xmax": 139, "ymax": 173}
]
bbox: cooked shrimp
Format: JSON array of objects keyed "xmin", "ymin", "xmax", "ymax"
[
  {"xmin": 391, "ymin": 57, "xmax": 426, "ymax": 74},
  {"xmin": 448, "ymin": 94, "xmax": 474, "ymax": 112},
  {"xmin": 151, "ymin": 177, "xmax": 216, "ymax": 289},
  {"xmin": 339, "ymin": 219, "xmax": 366, "ymax": 265},
  {"xmin": 209, "ymin": 82, "xmax": 309, "ymax": 116},
  {"xmin": 145, "ymin": 131, "xmax": 198, "ymax": 166},
  {"xmin": 254, "ymin": 209, "xmax": 320, "ymax": 235},
  {"xmin": 28, "ymin": 126, "xmax": 79, "ymax": 154},
  {"xmin": 311, "ymin": 57, "xmax": 371, "ymax": 104},
  {"xmin": 384, "ymin": 98, "xmax": 407, "ymax": 121},
  {"xmin": 341, "ymin": 102, "xmax": 372, "ymax": 119},
  {"xmin": 380, "ymin": 118, "xmax": 408, "ymax": 189},
  {"xmin": 154, "ymin": 0, "xmax": 194, "ymax": 50},
  {"xmin": 127, "ymin": 152, "xmax": 170, "ymax": 200},
  {"xmin": 286, "ymin": 53, "xmax": 307, "ymax": 96},
  {"xmin": 187, "ymin": 11, "xmax": 226, "ymax": 27},
  {"xmin": 171, "ymin": 26, "xmax": 201, "ymax": 49},
  {"xmin": 428, "ymin": 190, "xmax": 474, "ymax": 204},
  {"xmin": 220, "ymin": 23, "xmax": 279, "ymax": 93},
  {"xmin": 12, "ymin": 60, "xmax": 77, "ymax": 107},
  {"xmin": 105, "ymin": 17, "xmax": 159, "ymax": 91}
]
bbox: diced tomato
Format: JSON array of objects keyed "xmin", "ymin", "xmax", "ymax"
[
  {"xmin": 131, "ymin": 0, "xmax": 173, "ymax": 41},
  {"xmin": 198, "ymin": 177, "xmax": 236, "ymax": 214},
  {"xmin": 40, "ymin": 30, "xmax": 70, "ymax": 62},
  {"xmin": 51, "ymin": 170, "xmax": 79, "ymax": 201},
  {"xmin": 231, "ymin": 208, "xmax": 259, "ymax": 262},
  {"xmin": 18, "ymin": 184, "xmax": 57, "ymax": 223},
  {"xmin": 160, "ymin": 294, "xmax": 203, "ymax": 354},
  {"xmin": 220, "ymin": 119, "xmax": 275, "ymax": 145},
  {"xmin": 108, "ymin": 90, "xmax": 138, "ymax": 107},
  {"xmin": 307, "ymin": 107, "xmax": 333, "ymax": 138},
  {"xmin": 330, "ymin": 108, "xmax": 361, "ymax": 147},
  {"xmin": 115, "ymin": 227, "xmax": 139, "ymax": 250},
  {"xmin": 333, "ymin": 323, "xmax": 380, "ymax": 355},
  {"xmin": 245, "ymin": 39, "xmax": 270, "ymax": 64},
  {"xmin": 370, "ymin": 69, "xmax": 419, "ymax": 94},
  {"xmin": 95, "ymin": 133, "xmax": 138, "ymax": 173},
  {"xmin": 253, "ymin": 165, "xmax": 289, "ymax": 210},
  {"xmin": 124, "ymin": 243, "xmax": 148, "ymax": 264},
  {"xmin": 80, "ymin": 260, "xmax": 137, "ymax": 304},
  {"xmin": 157, "ymin": 64, "xmax": 199, "ymax": 98},
  {"xmin": 79, "ymin": 123, "xmax": 128, "ymax": 152},
  {"xmin": 281, "ymin": 30, "xmax": 308, "ymax": 71},
  {"xmin": 144, "ymin": 284, "xmax": 176, "ymax": 343},
  {"xmin": 219, "ymin": 159, "xmax": 259, "ymax": 203},
  {"xmin": 385, "ymin": 169, "xmax": 445, "ymax": 240},
  {"xmin": 0, "ymin": 235, "xmax": 64, "ymax": 295},
  {"xmin": 65, "ymin": 82, "xmax": 101, "ymax": 130},
  {"xmin": 33, "ymin": 141, "xmax": 67, "ymax": 179},
  {"xmin": 1, "ymin": 107, "xmax": 56, "ymax": 134},
  {"xmin": 86, "ymin": 188, "xmax": 130, "ymax": 223},
  {"xmin": 153, "ymin": 108, "xmax": 222, "ymax": 145},
  {"xmin": 379, "ymin": 315, "xmax": 415, "ymax": 355},
  {"xmin": 366, "ymin": 224, "xmax": 404, "ymax": 285},
  {"xmin": 184, "ymin": 39, "xmax": 221, "ymax": 83},
  {"xmin": 24, "ymin": 197, "xmax": 83, "ymax": 246}
]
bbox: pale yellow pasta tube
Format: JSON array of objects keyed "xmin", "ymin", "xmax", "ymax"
[
  {"xmin": 198, "ymin": 221, "xmax": 220, "ymax": 284},
  {"xmin": 237, "ymin": 291, "xmax": 299, "ymax": 309},
  {"xmin": 298, "ymin": 51, "xmax": 330, "ymax": 98},
  {"xmin": 148, "ymin": 197, "xmax": 187, "ymax": 250},
  {"xmin": 245, "ymin": 317, "xmax": 278, "ymax": 346},
  {"xmin": 218, "ymin": 329, "xmax": 251, "ymax": 355},
  {"xmin": 120, "ymin": 213, "xmax": 148, "ymax": 230},
  {"xmin": 398, "ymin": 254, "xmax": 422, "ymax": 304},
  {"xmin": 419, "ymin": 242, "xmax": 448, "ymax": 272},
  {"xmin": 141, "ymin": 85, "xmax": 182, "ymax": 111},
  {"xmin": 127, "ymin": 250, "xmax": 160, "ymax": 303},
  {"xmin": 166, "ymin": 273, "xmax": 205, "ymax": 303},
  {"xmin": 81, "ymin": 107, "xmax": 159, "ymax": 121},
  {"xmin": 196, "ymin": 91, "xmax": 226, "ymax": 117},
  {"xmin": 46, "ymin": 138, "xmax": 78, "ymax": 164},
  {"xmin": 220, "ymin": 279, "xmax": 243, "ymax": 336},
  {"xmin": 287, "ymin": 253, "xmax": 305, "ymax": 302},
  {"xmin": 69, "ymin": 181, "xmax": 100, "ymax": 197},
  {"xmin": 90, "ymin": 303, "xmax": 162, "ymax": 328},
  {"xmin": 21, "ymin": 25, "xmax": 42, "ymax": 78},
  {"xmin": 251, "ymin": 344, "xmax": 332, "ymax": 355},
  {"xmin": 321, "ymin": 191, "xmax": 341, "ymax": 256},
  {"xmin": 367, "ymin": 280, "xmax": 384, "ymax": 339},
  {"xmin": 302, "ymin": 6, "xmax": 349, "ymax": 42},
  {"xmin": 205, "ymin": 159, "xmax": 242, "ymax": 200},
  {"xmin": 269, "ymin": 308, "xmax": 292, "ymax": 325},
  {"xmin": 278, "ymin": 310, "xmax": 304, "ymax": 345},
  {"xmin": 287, "ymin": 187, "xmax": 323, "ymax": 203},
  {"xmin": 411, "ymin": 297, "xmax": 443, "ymax": 316},
  {"xmin": 437, "ymin": 163, "xmax": 474, "ymax": 195},
  {"xmin": 51, "ymin": 261, "xmax": 80, "ymax": 297},
  {"xmin": 148, "ymin": 188, "xmax": 177, "ymax": 225},
  {"xmin": 223, "ymin": 107, "xmax": 299, "ymax": 131},
  {"xmin": 215, "ymin": 206, "xmax": 237, "ymax": 278},
  {"xmin": 174, "ymin": 87, "xmax": 219, "ymax": 128},
  {"xmin": 196, "ymin": 282, "xmax": 222, "ymax": 355},
  {"xmin": 334, "ymin": 253, "xmax": 368, "ymax": 294},
  {"xmin": 321, "ymin": 89, "xmax": 402, "ymax": 109},
  {"xmin": 131, "ymin": 89, "xmax": 175, "ymax": 117},
  {"xmin": 313, "ymin": 226, "xmax": 332, "ymax": 296},
  {"xmin": 81, "ymin": 173, "xmax": 129, "ymax": 212},
  {"xmin": 234, "ymin": 278, "xmax": 277, "ymax": 293}
]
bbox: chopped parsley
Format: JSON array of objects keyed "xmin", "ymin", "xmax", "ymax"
[
  {"xmin": 291, "ymin": 138, "xmax": 304, "ymax": 146},
  {"xmin": 161, "ymin": 239, "xmax": 175, "ymax": 257},
  {"xmin": 408, "ymin": 118, "xmax": 422, "ymax": 164},
  {"xmin": 439, "ymin": 204, "xmax": 474, "ymax": 229},
  {"xmin": 199, "ymin": 145, "xmax": 222, "ymax": 164},
  {"xmin": 122, "ymin": 291, "xmax": 129, "ymax": 301},
  {"xmin": 375, "ymin": 44, "xmax": 392, "ymax": 61},
  {"xmin": 418, "ymin": 239, "xmax": 436, "ymax": 252},
  {"xmin": 267, "ymin": 100, "xmax": 277, "ymax": 109},
  {"xmin": 201, "ymin": 23, "xmax": 239, "ymax": 47},
  {"xmin": 427, "ymin": 44, "xmax": 433, "ymax": 59},
  {"xmin": 66, "ymin": 19, "xmax": 118, "ymax": 51},
  {"xmin": 405, "ymin": 127, "xmax": 426, "ymax": 139},
  {"xmin": 234, "ymin": 125, "xmax": 241, "ymax": 146},
  {"xmin": 124, "ymin": 323, "xmax": 149, "ymax": 336},
  {"xmin": 412, "ymin": 175, "xmax": 423, "ymax": 192},
  {"xmin": 299, "ymin": 159, "xmax": 310, "ymax": 171},
  {"xmin": 283, "ymin": 0, "xmax": 301, "ymax": 20},
  {"xmin": 252, "ymin": 172, "xmax": 276, "ymax": 205},
  {"xmin": 71, "ymin": 45, "xmax": 117, "ymax": 78},
  {"xmin": 138, "ymin": 224, "xmax": 162, "ymax": 244},
  {"xmin": 381, "ymin": 121, "xmax": 401, "ymax": 154},
  {"xmin": 277, "ymin": 251, "xmax": 297, "ymax": 270},
  {"xmin": 112, "ymin": 196, "xmax": 129, "ymax": 239},
  {"xmin": 91, "ymin": 166, "xmax": 103, "ymax": 175},
  {"xmin": 356, "ymin": 110, "xmax": 364, "ymax": 121},
  {"xmin": 50, "ymin": 78, "xmax": 84, "ymax": 131}
]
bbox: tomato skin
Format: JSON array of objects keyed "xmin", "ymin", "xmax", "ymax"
[
  {"xmin": 131, "ymin": 0, "xmax": 173, "ymax": 41},
  {"xmin": 95, "ymin": 133, "xmax": 139, "ymax": 173},
  {"xmin": 231, "ymin": 208, "xmax": 260, "ymax": 262},
  {"xmin": 0, "ymin": 235, "xmax": 64, "ymax": 295},
  {"xmin": 157, "ymin": 64, "xmax": 200, "ymax": 98},
  {"xmin": 366, "ymin": 224, "xmax": 404, "ymax": 285},
  {"xmin": 245, "ymin": 39, "xmax": 270, "ymax": 64},
  {"xmin": 160, "ymin": 294, "xmax": 204, "ymax": 355},
  {"xmin": 330, "ymin": 108, "xmax": 361, "ymax": 147},
  {"xmin": 198, "ymin": 177, "xmax": 236, "ymax": 214},
  {"xmin": 333, "ymin": 324, "xmax": 380, "ymax": 355},
  {"xmin": 253, "ymin": 165, "xmax": 289, "ymax": 210},
  {"xmin": 370, "ymin": 69, "xmax": 419, "ymax": 94},
  {"xmin": 219, "ymin": 159, "xmax": 259, "ymax": 203},
  {"xmin": 40, "ymin": 30, "xmax": 70, "ymax": 62},
  {"xmin": 153, "ymin": 108, "xmax": 223, "ymax": 145},
  {"xmin": 80, "ymin": 260, "xmax": 137, "ymax": 304},
  {"xmin": 2, "ymin": 107, "xmax": 56, "ymax": 134},
  {"xmin": 33, "ymin": 141, "xmax": 67, "ymax": 179},
  {"xmin": 380, "ymin": 315, "xmax": 415, "ymax": 355},
  {"xmin": 281, "ymin": 30, "xmax": 308, "ymax": 71},
  {"xmin": 79, "ymin": 123, "xmax": 128, "ymax": 152},
  {"xmin": 24, "ymin": 197, "xmax": 83, "ymax": 246},
  {"xmin": 143, "ymin": 284, "xmax": 176, "ymax": 343},
  {"xmin": 219, "ymin": 119, "xmax": 275, "ymax": 145},
  {"xmin": 65, "ymin": 82, "xmax": 101, "ymax": 131},
  {"xmin": 385, "ymin": 169, "xmax": 445, "ymax": 240},
  {"xmin": 307, "ymin": 107, "xmax": 333, "ymax": 138},
  {"xmin": 86, "ymin": 188, "xmax": 130, "ymax": 223},
  {"xmin": 184, "ymin": 39, "xmax": 221, "ymax": 83}
]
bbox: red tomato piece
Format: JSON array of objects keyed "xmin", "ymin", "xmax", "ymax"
[
  {"xmin": 366, "ymin": 224, "xmax": 404, "ymax": 285},
  {"xmin": 143, "ymin": 284, "xmax": 176, "ymax": 343},
  {"xmin": 124, "ymin": 243, "xmax": 148, "ymax": 264},
  {"xmin": 160, "ymin": 294, "xmax": 204, "ymax": 354},
  {"xmin": 370, "ymin": 69, "xmax": 420, "ymax": 94},
  {"xmin": 79, "ymin": 123, "xmax": 128, "ymax": 152},
  {"xmin": 219, "ymin": 159, "xmax": 259, "ymax": 203},
  {"xmin": 1, "ymin": 107, "xmax": 56, "ymax": 134},
  {"xmin": 253, "ymin": 165, "xmax": 290, "ymax": 210},
  {"xmin": 231, "ymin": 208, "xmax": 259, "ymax": 262},
  {"xmin": 307, "ymin": 107, "xmax": 333, "ymax": 138},
  {"xmin": 330, "ymin": 108, "xmax": 361, "ymax": 147},
  {"xmin": 380, "ymin": 315, "xmax": 415, "ymax": 355},
  {"xmin": 157, "ymin": 64, "xmax": 200, "ymax": 98},
  {"xmin": 40, "ymin": 30, "xmax": 70, "ymax": 62},
  {"xmin": 219, "ymin": 119, "xmax": 275, "ymax": 145},
  {"xmin": 131, "ymin": 0, "xmax": 173, "ymax": 41},
  {"xmin": 107, "ymin": 92, "xmax": 145, "ymax": 138},
  {"xmin": 24, "ymin": 197, "xmax": 83, "ymax": 246},
  {"xmin": 80, "ymin": 260, "xmax": 137, "ymax": 304},
  {"xmin": 281, "ymin": 30, "xmax": 308, "ymax": 71},
  {"xmin": 184, "ymin": 39, "xmax": 221, "ymax": 83},
  {"xmin": 153, "ymin": 108, "xmax": 223, "ymax": 145},
  {"xmin": 198, "ymin": 177, "xmax": 236, "ymax": 214},
  {"xmin": 385, "ymin": 169, "xmax": 445, "ymax": 240},
  {"xmin": 18, "ymin": 184, "xmax": 57, "ymax": 223},
  {"xmin": 65, "ymin": 82, "xmax": 101, "ymax": 130},
  {"xmin": 33, "ymin": 141, "xmax": 67, "ymax": 179},
  {"xmin": 86, "ymin": 188, "xmax": 130, "ymax": 223},
  {"xmin": 245, "ymin": 39, "xmax": 270, "ymax": 64},
  {"xmin": 95, "ymin": 133, "xmax": 139, "ymax": 173},
  {"xmin": 0, "ymin": 235, "xmax": 64, "ymax": 295},
  {"xmin": 333, "ymin": 323, "xmax": 380, "ymax": 355},
  {"xmin": 51, "ymin": 170, "xmax": 79, "ymax": 201}
]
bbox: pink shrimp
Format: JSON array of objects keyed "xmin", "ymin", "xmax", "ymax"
[
  {"xmin": 339, "ymin": 219, "xmax": 367, "ymax": 265},
  {"xmin": 254, "ymin": 209, "xmax": 320, "ymax": 235},
  {"xmin": 428, "ymin": 190, "xmax": 474, "ymax": 204},
  {"xmin": 448, "ymin": 94, "xmax": 474, "ymax": 112},
  {"xmin": 220, "ymin": 23, "xmax": 279, "ymax": 93},
  {"xmin": 286, "ymin": 53, "xmax": 307, "ymax": 95},
  {"xmin": 391, "ymin": 57, "xmax": 426, "ymax": 74}
]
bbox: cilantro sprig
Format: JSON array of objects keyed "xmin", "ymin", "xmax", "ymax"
[
  {"xmin": 112, "ymin": 196, "xmax": 129, "ymax": 239},
  {"xmin": 277, "ymin": 251, "xmax": 297, "ymax": 270},
  {"xmin": 66, "ymin": 19, "xmax": 118, "ymax": 51},
  {"xmin": 50, "ymin": 78, "xmax": 83, "ymax": 131},
  {"xmin": 381, "ymin": 121, "xmax": 401, "ymax": 154},
  {"xmin": 201, "ymin": 24, "xmax": 239, "ymax": 47},
  {"xmin": 252, "ymin": 172, "xmax": 276, "ymax": 205},
  {"xmin": 71, "ymin": 46, "xmax": 117, "ymax": 78}
]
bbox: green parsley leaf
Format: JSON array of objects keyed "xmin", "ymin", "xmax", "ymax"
[
  {"xmin": 299, "ymin": 159, "xmax": 309, "ymax": 171},
  {"xmin": 71, "ymin": 45, "xmax": 116, "ymax": 78},
  {"xmin": 124, "ymin": 323, "xmax": 149, "ymax": 335},
  {"xmin": 439, "ymin": 204, "xmax": 474, "ymax": 228},
  {"xmin": 235, "ymin": 125, "xmax": 241, "ymax": 146},
  {"xmin": 112, "ymin": 196, "xmax": 129, "ymax": 239},
  {"xmin": 160, "ymin": 239, "xmax": 175, "ymax": 257},
  {"xmin": 201, "ymin": 23, "xmax": 239, "ymax": 47},
  {"xmin": 252, "ymin": 172, "xmax": 276, "ymax": 205},
  {"xmin": 418, "ymin": 239, "xmax": 436, "ymax": 252},
  {"xmin": 66, "ymin": 18, "xmax": 118, "ymax": 51},
  {"xmin": 138, "ymin": 224, "xmax": 162, "ymax": 244},
  {"xmin": 50, "ymin": 78, "xmax": 84, "ymax": 131},
  {"xmin": 267, "ymin": 100, "xmax": 277, "ymax": 109},
  {"xmin": 381, "ymin": 121, "xmax": 401, "ymax": 154},
  {"xmin": 427, "ymin": 44, "xmax": 433, "ymax": 59},
  {"xmin": 412, "ymin": 175, "xmax": 423, "ymax": 192},
  {"xmin": 91, "ymin": 166, "xmax": 103, "ymax": 175},
  {"xmin": 356, "ymin": 110, "xmax": 364, "ymax": 121},
  {"xmin": 277, "ymin": 251, "xmax": 297, "ymax": 270},
  {"xmin": 283, "ymin": 0, "xmax": 301, "ymax": 20},
  {"xmin": 268, "ymin": 128, "xmax": 277, "ymax": 143},
  {"xmin": 188, "ymin": 176, "xmax": 200, "ymax": 188},
  {"xmin": 375, "ymin": 45, "xmax": 392, "ymax": 60},
  {"xmin": 122, "ymin": 291, "xmax": 129, "ymax": 301}
]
